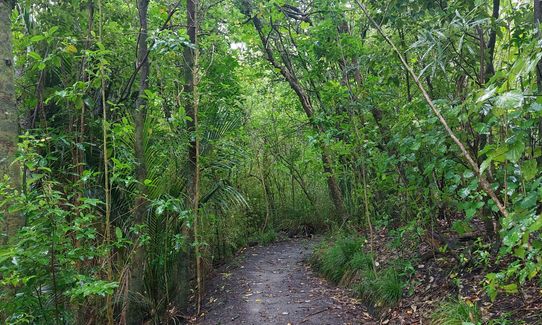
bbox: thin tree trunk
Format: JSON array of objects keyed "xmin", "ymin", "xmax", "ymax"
[
  {"xmin": 184, "ymin": 0, "xmax": 202, "ymax": 314},
  {"xmin": 128, "ymin": 0, "xmax": 150, "ymax": 322},
  {"xmin": 97, "ymin": 0, "xmax": 113, "ymax": 322},
  {"xmin": 476, "ymin": 25, "xmax": 487, "ymax": 85},
  {"xmin": 485, "ymin": 0, "xmax": 500, "ymax": 81},
  {"xmin": 0, "ymin": 0, "xmax": 21, "ymax": 243}
]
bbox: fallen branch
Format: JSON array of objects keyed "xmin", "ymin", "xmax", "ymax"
[{"xmin": 300, "ymin": 307, "xmax": 330, "ymax": 323}]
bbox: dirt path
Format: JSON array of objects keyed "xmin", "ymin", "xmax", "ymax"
[{"xmin": 196, "ymin": 239, "xmax": 375, "ymax": 325}]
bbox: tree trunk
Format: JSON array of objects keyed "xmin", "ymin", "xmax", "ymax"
[
  {"xmin": 0, "ymin": 0, "xmax": 21, "ymax": 243},
  {"xmin": 485, "ymin": 0, "xmax": 500, "ymax": 82},
  {"xmin": 184, "ymin": 0, "xmax": 203, "ymax": 313},
  {"xmin": 127, "ymin": 0, "xmax": 150, "ymax": 322}
]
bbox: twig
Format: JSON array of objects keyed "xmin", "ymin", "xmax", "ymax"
[{"xmin": 300, "ymin": 307, "xmax": 330, "ymax": 323}]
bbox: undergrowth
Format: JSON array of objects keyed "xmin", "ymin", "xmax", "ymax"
[
  {"xmin": 247, "ymin": 228, "xmax": 278, "ymax": 245},
  {"xmin": 431, "ymin": 300, "xmax": 482, "ymax": 325},
  {"xmin": 311, "ymin": 232, "xmax": 407, "ymax": 311}
]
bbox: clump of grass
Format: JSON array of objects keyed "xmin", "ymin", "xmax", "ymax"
[
  {"xmin": 321, "ymin": 245, "xmax": 348, "ymax": 282},
  {"xmin": 356, "ymin": 267, "xmax": 403, "ymax": 307},
  {"xmin": 431, "ymin": 300, "xmax": 481, "ymax": 325},
  {"xmin": 312, "ymin": 234, "xmax": 366, "ymax": 283},
  {"xmin": 376, "ymin": 268, "xmax": 403, "ymax": 305},
  {"xmin": 312, "ymin": 233, "xmax": 406, "ymax": 311},
  {"xmin": 349, "ymin": 251, "xmax": 374, "ymax": 271}
]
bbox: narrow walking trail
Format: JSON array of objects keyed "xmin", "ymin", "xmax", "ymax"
[{"xmin": 196, "ymin": 239, "xmax": 375, "ymax": 325}]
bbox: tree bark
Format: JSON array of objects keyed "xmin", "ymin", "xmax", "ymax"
[
  {"xmin": 0, "ymin": 0, "xmax": 21, "ymax": 243},
  {"xmin": 127, "ymin": 0, "xmax": 150, "ymax": 322}
]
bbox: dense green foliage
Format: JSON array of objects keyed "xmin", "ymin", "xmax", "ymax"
[{"xmin": 1, "ymin": 0, "xmax": 542, "ymax": 323}]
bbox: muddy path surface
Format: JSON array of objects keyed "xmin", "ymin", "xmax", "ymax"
[{"xmin": 195, "ymin": 239, "xmax": 375, "ymax": 325}]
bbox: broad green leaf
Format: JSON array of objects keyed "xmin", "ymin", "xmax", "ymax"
[
  {"xmin": 30, "ymin": 35, "xmax": 45, "ymax": 43},
  {"xmin": 28, "ymin": 51, "xmax": 42, "ymax": 60},
  {"xmin": 521, "ymin": 160, "xmax": 537, "ymax": 181},
  {"xmin": 506, "ymin": 141, "xmax": 525, "ymax": 163}
]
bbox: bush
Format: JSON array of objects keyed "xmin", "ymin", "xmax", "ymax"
[{"xmin": 376, "ymin": 268, "xmax": 403, "ymax": 305}]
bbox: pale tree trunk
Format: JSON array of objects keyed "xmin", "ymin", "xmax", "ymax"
[
  {"xmin": 183, "ymin": 0, "xmax": 202, "ymax": 313},
  {"xmin": 0, "ymin": 0, "xmax": 21, "ymax": 243},
  {"xmin": 127, "ymin": 0, "xmax": 150, "ymax": 322}
]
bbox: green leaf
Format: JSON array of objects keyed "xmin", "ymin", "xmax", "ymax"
[
  {"xmin": 452, "ymin": 220, "xmax": 473, "ymax": 235},
  {"xmin": 476, "ymin": 86, "xmax": 497, "ymax": 103},
  {"xmin": 30, "ymin": 35, "xmax": 45, "ymax": 43},
  {"xmin": 491, "ymin": 144, "xmax": 508, "ymax": 163},
  {"xmin": 28, "ymin": 51, "xmax": 42, "ymax": 61},
  {"xmin": 465, "ymin": 208, "xmax": 476, "ymax": 218},
  {"xmin": 529, "ymin": 215, "xmax": 542, "ymax": 232},
  {"xmin": 506, "ymin": 141, "xmax": 525, "ymax": 163},
  {"xmin": 300, "ymin": 21, "xmax": 310, "ymax": 29},
  {"xmin": 495, "ymin": 91, "xmax": 524, "ymax": 109},
  {"xmin": 520, "ymin": 192, "xmax": 538, "ymax": 209},
  {"xmin": 480, "ymin": 158, "xmax": 492, "ymax": 175},
  {"xmin": 115, "ymin": 227, "xmax": 122, "ymax": 239},
  {"xmin": 47, "ymin": 26, "xmax": 59, "ymax": 36},
  {"xmin": 521, "ymin": 160, "xmax": 537, "ymax": 181},
  {"xmin": 503, "ymin": 229, "xmax": 521, "ymax": 248}
]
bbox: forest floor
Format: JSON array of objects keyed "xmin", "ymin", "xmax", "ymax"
[{"xmin": 193, "ymin": 238, "xmax": 375, "ymax": 325}]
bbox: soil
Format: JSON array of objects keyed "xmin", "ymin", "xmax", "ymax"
[{"xmin": 194, "ymin": 238, "xmax": 375, "ymax": 325}]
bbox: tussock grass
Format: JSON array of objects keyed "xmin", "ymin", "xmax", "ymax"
[
  {"xmin": 311, "ymin": 233, "xmax": 406, "ymax": 310},
  {"xmin": 431, "ymin": 300, "xmax": 481, "ymax": 325}
]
